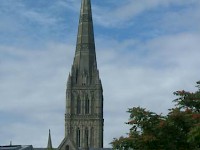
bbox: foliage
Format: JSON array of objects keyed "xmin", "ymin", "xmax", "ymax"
[{"xmin": 111, "ymin": 81, "xmax": 200, "ymax": 150}]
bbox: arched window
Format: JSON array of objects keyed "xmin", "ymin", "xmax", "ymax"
[
  {"xmin": 85, "ymin": 128, "xmax": 89, "ymax": 147},
  {"xmin": 65, "ymin": 145, "xmax": 69, "ymax": 150},
  {"xmin": 90, "ymin": 127, "xmax": 94, "ymax": 147},
  {"xmin": 85, "ymin": 98, "xmax": 89, "ymax": 114},
  {"xmin": 77, "ymin": 98, "xmax": 81, "ymax": 114},
  {"xmin": 76, "ymin": 128, "xmax": 81, "ymax": 148}
]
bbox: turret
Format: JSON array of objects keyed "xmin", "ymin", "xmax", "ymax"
[
  {"xmin": 47, "ymin": 129, "xmax": 53, "ymax": 150},
  {"xmin": 67, "ymin": 73, "xmax": 72, "ymax": 87}
]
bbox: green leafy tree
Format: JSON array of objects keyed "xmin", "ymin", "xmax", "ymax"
[{"xmin": 111, "ymin": 82, "xmax": 200, "ymax": 150}]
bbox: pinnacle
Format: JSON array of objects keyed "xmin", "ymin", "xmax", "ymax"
[{"xmin": 47, "ymin": 129, "xmax": 53, "ymax": 150}]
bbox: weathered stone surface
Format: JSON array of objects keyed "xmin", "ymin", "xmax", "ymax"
[{"xmin": 58, "ymin": 0, "xmax": 104, "ymax": 149}]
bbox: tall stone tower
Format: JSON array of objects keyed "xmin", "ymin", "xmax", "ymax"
[{"xmin": 58, "ymin": 0, "xmax": 104, "ymax": 149}]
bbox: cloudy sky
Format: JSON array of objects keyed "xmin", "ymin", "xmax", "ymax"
[{"xmin": 0, "ymin": 0, "xmax": 200, "ymax": 148}]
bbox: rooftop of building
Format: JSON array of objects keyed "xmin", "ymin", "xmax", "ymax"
[{"xmin": 0, "ymin": 145, "xmax": 33, "ymax": 150}]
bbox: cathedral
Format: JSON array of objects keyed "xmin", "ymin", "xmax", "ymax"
[
  {"xmin": 1, "ymin": 0, "xmax": 105, "ymax": 150},
  {"xmin": 57, "ymin": 0, "xmax": 104, "ymax": 149}
]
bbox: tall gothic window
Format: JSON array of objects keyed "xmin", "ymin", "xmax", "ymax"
[
  {"xmin": 91, "ymin": 127, "xmax": 94, "ymax": 147},
  {"xmin": 85, "ymin": 98, "xmax": 89, "ymax": 114},
  {"xmin": 85, "ymin": 128, "xmax": 89, "ymax": 147},
  {"xmin": 76, "ymin": 128, "xmax": 81, "ymax": 148},
  {"xmin": 77, "ymin": 98, "xmax": 81, "ymax": 114}
]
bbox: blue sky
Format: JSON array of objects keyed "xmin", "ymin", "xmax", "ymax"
[{"xmin": 1, "ymin": 0, "xmax": 200, "ymax": 148}]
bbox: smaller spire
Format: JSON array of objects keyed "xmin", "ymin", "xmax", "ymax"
[
  {"xmin": 67, "ymin": 73, "xmax": 72, "ymax": 87},
  {"xmin": 47, "ymin": 129, "xmax": 53, "ymax": 150}
]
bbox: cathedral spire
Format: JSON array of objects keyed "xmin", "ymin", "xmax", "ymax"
[
  {"xmin": 47, "ymin": 129, "xmax": 53, "ymax": 150},
  {"xmin": 73, "ymin": 0, "xmax": 97, "ymax": 75},
  {"xmin": 58, "ymin": 0, "xmax": 104, "ymax": 149}
]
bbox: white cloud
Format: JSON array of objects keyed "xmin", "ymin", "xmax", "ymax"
[
  {"xmin": 1, "ymin": 0, "xmax": 200, "ymax": 149},
  {"xmin": 58, "ymin": 0, "xmax": 80, "ymax": 12},
  {"xmin": 22, "ymin": 11, "xmax": 57, "ymax": 26},
  {"xmin": 1, "ymin": 32, "xmax": 200, "ymax": 148},
  {"xmin": 0, "ymin": 43, "xmax": 74, "ymax": 147},
  {"xmin": 95, "ymin": 32, "xmax": 200, "ymax": 145},
  {"xmin": 93, "ymin": 0, "xmax": 200, "ymax": 28}
]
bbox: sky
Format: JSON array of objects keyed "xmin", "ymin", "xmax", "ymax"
[{"xmin": 0, "ymin": 0, "xmax": 200, "ymax": 148}]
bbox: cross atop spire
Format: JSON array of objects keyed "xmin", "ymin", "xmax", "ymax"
[{"xmin": 47, "ymin": 129, "xmax": 53, "ymax": 150}]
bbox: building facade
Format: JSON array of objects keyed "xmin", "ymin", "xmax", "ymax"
[{"xmin": 58, "ymin": 0, "xmax": 104, "ymax": 149}]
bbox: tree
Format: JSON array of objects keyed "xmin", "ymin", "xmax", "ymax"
[{"xmin": 111, "ymin": 81, "xmax": 200, "ymax": 150}]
